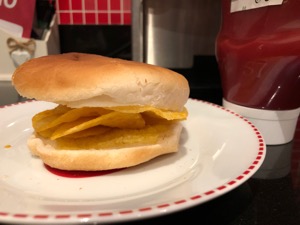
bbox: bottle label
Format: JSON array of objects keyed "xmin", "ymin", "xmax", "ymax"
[{"xmin": 231, "ymin": 0, "xmax": 284, "ymax": 12}]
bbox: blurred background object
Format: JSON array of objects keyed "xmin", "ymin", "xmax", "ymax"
[
  {"xmin": 0, "ymin": 0, "xmax": 59, "ymax": 105},
  {"xmin": 216, "ymin": 0, "xmax": 300, "ymax": 145}
]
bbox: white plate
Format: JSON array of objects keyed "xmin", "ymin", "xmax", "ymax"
[{"xmin": 0, "ymin": 99, "xmax": 266, "ymax": 224}]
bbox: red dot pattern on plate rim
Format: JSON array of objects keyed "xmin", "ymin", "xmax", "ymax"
[{"xmin": 0, "ymin": 99, "xmax": 266, "ymax": 221}]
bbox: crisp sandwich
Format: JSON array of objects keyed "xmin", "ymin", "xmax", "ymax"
[{"xmin": 12, "ymin": 52, "xmax": 190, "ymax": 170}]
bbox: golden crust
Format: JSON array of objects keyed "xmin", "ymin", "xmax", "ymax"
[{"xmin": 12, "ymin": 53, "xmax": 190, "ymax": 111}]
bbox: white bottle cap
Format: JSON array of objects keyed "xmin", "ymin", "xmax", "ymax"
[{"xmin": 223, "ymin": 99, "xmax": 300, "ymax": 145}]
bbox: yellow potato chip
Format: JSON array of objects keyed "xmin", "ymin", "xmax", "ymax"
[
  {"xmin": 55, "ymin": 124, "xmax": 169, "ymax": 150},
  {"xmin": 105, "ymin": 105, "xmax": 188, "ymax": 120},
  {"xmin": 33, "ymin": 114, "xmax": 61, "ymax": 132},
  {"xmin": 32, "ymin": 104, "xmax": 187, "ymax": 146},
  {"xmin": 97, "ymin": 111, "xmax": 145, "ymax": 128},
  {"xmin": 37, "ymin": 107, "xmax": 111, "ymax": 132},
  {"xmin": 50, "ymin": 117, "xmax": 96, "ymax": 140},
  {"xmin": 63, "ymin": 126, "xmax": 112, "ymax": 138},
  {"xmin": 36, "ymin": 128, "xmax": 55, "ymax": 138},
  {"xmin": 51, "ymin": 111, "xmax": 145, "ymax": 140},
  {"xmin": 32, "ymin": 105, "xmax": 71, "ymax": 131}
]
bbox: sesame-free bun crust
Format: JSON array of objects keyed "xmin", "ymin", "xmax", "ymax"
[
  {"xmin": 28, "ymin": 122, "xmax": 183, "ymax": 171},
  {"xmin": 13, "ymin": 53, "xmax": 189, "ymax": 171},
  {"xmin": 12, "ymin": 52, "xmax": 190, "ymax": 111}
]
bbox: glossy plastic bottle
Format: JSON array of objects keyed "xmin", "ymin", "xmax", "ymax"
[{"xmin": 216, "ymin": 0, "xmax": 300, "ymax": 144}]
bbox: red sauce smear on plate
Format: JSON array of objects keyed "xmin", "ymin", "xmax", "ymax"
[{"xmin": 44, "ymin": 164, "xmax": 123, "ymax": 178}]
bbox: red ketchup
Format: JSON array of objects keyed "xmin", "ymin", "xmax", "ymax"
[
  {"xmin": 44, "ymin": 164, "xmax": 123, "ymax": 178},
  {"xmin": 216, "ymin": 0, "xmax": 300, "ymax": 110}
]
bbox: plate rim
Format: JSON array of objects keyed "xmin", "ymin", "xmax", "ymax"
[{"xmin": 0, "ymin": 99, "xmax": 266, "ymax": 224}]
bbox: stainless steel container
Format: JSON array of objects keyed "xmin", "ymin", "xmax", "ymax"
[{"xmin": 132, "ymin": 0, "xmax": 197, "ymax": 68}]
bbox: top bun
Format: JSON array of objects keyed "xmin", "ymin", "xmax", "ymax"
[{"xmin": 12, "ymin": 52, "xmax": 190, "ymax": 111}]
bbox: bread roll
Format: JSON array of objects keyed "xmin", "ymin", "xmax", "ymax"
[
  {"xmin": 12, "ymin": 53, "xmax": 190, "ymax": 171},
  {"xmin": 12, "ymin": 52, "xmax": 189, "ymax": 111}
]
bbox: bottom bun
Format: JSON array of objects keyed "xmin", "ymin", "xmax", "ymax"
[{"xmin": 28, "ymin": 122, "xmax": 183, "ymax": 171}]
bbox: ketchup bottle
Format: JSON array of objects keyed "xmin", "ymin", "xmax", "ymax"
[{"xmin": 216, "ymin": 0, "xmax": 300, "ymax": 145}]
